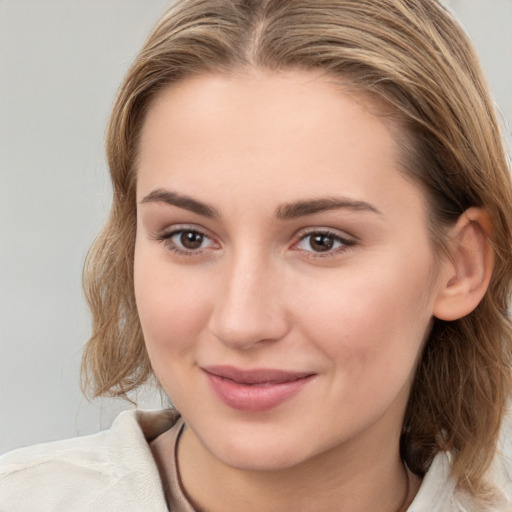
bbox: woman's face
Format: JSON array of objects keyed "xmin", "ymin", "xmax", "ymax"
[{"xmin": 134, "ymin": 70, "xmax": 446, "ymax": 471}]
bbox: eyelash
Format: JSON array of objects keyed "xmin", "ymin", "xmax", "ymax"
[
  {"xmin": 293, "ymin": 229, "xmax": 356, "ymax": 259},
  {"xmin": 154, "ymin": 226, "xmax": 217, "ymax": 256},
  {"xmin": 154, "ymin": 227, "xmax": 355, "ymax": 258}
]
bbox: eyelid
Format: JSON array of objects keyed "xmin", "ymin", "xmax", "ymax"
[
  {"xmin": 155, "ymin": 222, "xmax": 208, "ymax": 237},
  {"xmin": 291, "ymin": 227, "xmax": 356, "ymax": 257},
  {"xmin": 152, "ymin": 223, "xmax": 220, "ymax": 255}
]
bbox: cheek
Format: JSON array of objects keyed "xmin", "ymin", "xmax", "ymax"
[
  {"xmin": 133, "ymin": 246, "xmax": 212, "ymax": 365},
  {"xmin": 293, "ymin": 257, "xmax": 435, "ymax": 385}
]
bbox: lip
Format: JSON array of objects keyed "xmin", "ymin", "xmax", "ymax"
[{"xmin": 202, "ymin": 365, "xmax": 315, "ymax": 412}]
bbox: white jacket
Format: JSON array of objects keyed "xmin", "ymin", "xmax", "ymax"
[{"xmin": 1, "ymin": 409, "xmax": 511, "ymax": 511}]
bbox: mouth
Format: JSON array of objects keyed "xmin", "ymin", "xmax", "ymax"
[{"xmin": 201, "ymin": 365, "xmax": 316, "ymax": 412}]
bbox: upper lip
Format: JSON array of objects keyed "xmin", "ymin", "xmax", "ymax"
[{"xmin": 202, "ymin": 365, "xmax": 315, "ymax": 385}]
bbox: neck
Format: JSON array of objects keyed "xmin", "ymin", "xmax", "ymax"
[{"xmin": 178, "ymin": 423, "xmax": 419, "ymax": 512}]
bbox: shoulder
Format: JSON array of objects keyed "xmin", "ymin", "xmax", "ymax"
[
  {"xmin": 484, "ymin": 408, "xmax": 512, "ymax": 507},
  {"xmin": 0, "ymin": 408, "xmax": 179, "ymax": 512},
  {"xmin": 0, "ymin": 428, "xmax": 113, "ymax": 511},
  {"xmin": 409, "ymin": 409, "xmax": 512, "ymax": 512}
]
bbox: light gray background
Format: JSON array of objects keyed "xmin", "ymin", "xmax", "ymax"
[{"xmin": 1, "ymin": 0, "xmax": 511, "ymax": 454}]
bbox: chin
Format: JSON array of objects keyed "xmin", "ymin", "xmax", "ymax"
[
  {"xmin": 202, "ymin": 430, "xmax": 316, "ymax": 472},
  {"xmin": 218, "ymin": 448, "xmax": 307, "ymax": 472}
]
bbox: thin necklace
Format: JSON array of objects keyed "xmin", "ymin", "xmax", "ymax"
[{"xmin": 173, "ymin": 427, "xmax": 415, "ymax": 512}]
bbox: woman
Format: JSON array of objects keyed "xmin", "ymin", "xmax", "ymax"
[{"xmin": 1, "ymin": 0, "xmax": 511, "ymax": 510}]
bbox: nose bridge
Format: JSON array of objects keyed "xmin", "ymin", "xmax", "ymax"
[{"xmin": 208, "ymin": 246, "xmax": 289, "ymax": 349}]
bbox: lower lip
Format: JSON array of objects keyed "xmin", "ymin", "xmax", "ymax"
[{"xmin": 204, "ymin": 372, "xmax": 314, "ymax": 412}]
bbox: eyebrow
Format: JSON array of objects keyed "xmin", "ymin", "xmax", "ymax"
[
  {"xmin": 276, "ymin": 197, "xmax": 382, "ymax": 219},
  {"xmin": 140, "ymin": 188, "xmax": 219, "ymax": 218},
  {"xmin": 140, "ymin": 188, "xmax": 381, "ymax": 220}
]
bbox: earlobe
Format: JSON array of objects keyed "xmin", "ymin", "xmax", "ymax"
[{"xmin": 433, "ymin": 208, "xmax": 494, "ymax": 321}]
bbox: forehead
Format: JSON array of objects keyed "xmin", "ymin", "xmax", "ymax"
[
  {"xmin": 136, "ymin": 70, "xmax": 425, "ymax": 219},
  {"xmin": 141, "ymin": 70, "xmax": 396, "ymax": 156}
]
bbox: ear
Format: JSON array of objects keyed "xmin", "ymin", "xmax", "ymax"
[{"xmin": 433, "ymin": 208, "xmax": 494, "ymax": 321}]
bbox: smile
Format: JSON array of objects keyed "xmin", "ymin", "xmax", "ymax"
[{"xmin": 202, "ymin": 366, "xmax": 315, "ymax": 412}]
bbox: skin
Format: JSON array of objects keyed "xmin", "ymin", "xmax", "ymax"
[{"xmin": 134, "ymin": 69, "xmax": 460, "ymax": 511}]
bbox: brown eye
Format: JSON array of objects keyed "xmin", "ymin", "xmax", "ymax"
[
  {"xmin": 296, "ymin": 230, "xmax": 354, "ymax": 256},
  {"xmin": 163, "ymin": 228, "xmax": 216, "ymax": 254},
  {"xmin": 309, "ymin": 234, "xmax": 334, "ymax": 252},
  {"xmin": 180, "ymin": 231, "xmax": 204, "ymax": 250}
]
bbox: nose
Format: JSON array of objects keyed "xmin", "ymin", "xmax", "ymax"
[{"xmin": 207, "ymin": 251, "xmax": 290, "ymax": 350}]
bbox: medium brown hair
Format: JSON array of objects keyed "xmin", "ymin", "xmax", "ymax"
[{"xmin": 82, "ymin": 0, "xmax": 512, "ymax": 496}]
